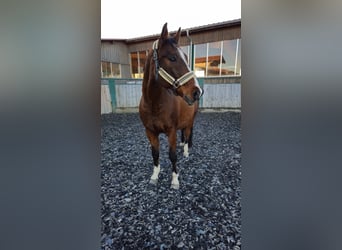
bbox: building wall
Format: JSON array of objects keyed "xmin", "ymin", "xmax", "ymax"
[
  {"xmin": 181, "ymin": 26, "xmax": 240, "ymax": 45},
  {"xmin": 101, "ymin": 84, "xmax": 112, "ymax": 114},
  {"xmin": 203, "ymin": 83, "xmax": 241, "ymax": 108},
  {"xmin": 125, "ymin": 22, "xmax": 240, "ymax": 52},
  {"xmin": 101, "ymin": 41, "xmax": 131, "ymax": 78},
  {"xmin": 101, "ymin": 41, "xmax": 127, "ymax": 62}
]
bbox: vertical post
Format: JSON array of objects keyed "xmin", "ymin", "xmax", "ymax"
[
  {"xmin": 100, "ymin": 62, "xmax": 103, "ymax": 78},
  {"xmin": 186, "ymin": 30, "xmax": 194, "ymax": 71},
  {"xmin": 108, "ymin": 79, "xmax": 116, "ymax": 111},
  {"xmin": 110, "ymin": 62, "xmax": 113, "ymax": 77},
  {"xmin": 191, "ymin": 43, "xmax": 195, "ymax": 71},
  {"xmin": 235, "ymin": 39, "xmax": 239, "ymax": 75},
  {"xmin": 220, "ymin": 41, "xmax": 223, "ymax": 76},
  {"xmin": 137, "ymin": 52, "xmax": 140, "ymax": 77},
  {"xmin": 198, "ymin": 78, "xmax": 204, "ymax": 108},
  {"xmin": 205, "ymin": 43, "xmax": 209, "ymax": 76}
]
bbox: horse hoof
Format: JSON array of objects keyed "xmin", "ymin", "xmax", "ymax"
[
  {"xmin": 183, "ymin": 152, "xmax": 189, "ymax": 157},
  {"xmin": 171, "ymin": 183, "xmax": 180, "ymax": 189},
  {"xmin": 150, "ymin": 178, "xmax": 158, "ymax": 185}
]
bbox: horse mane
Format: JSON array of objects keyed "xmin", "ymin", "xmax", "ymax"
[
  {"xmin": 141, "ymin": 49, "xmax": 157, "ymax": 101},
  {"xmin": 143, "ymin": 51, "xmax": 152, "ymax": 82}
]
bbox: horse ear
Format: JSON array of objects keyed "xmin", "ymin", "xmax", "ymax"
[
  {"xmin": 160, "ymin": 22, "xmax": 168, "ymax": 42},
  {"xmin": 174, "ymin": 27, "xmax": 181, "ymax": 44}
]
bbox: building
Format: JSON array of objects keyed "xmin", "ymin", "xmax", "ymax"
[{"xmin": 101, "ymin": 19, "xmax": 241, "ymax": 113}]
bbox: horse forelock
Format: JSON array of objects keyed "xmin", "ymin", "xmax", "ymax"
[{"xmin": 160, "ymin": 37, "xmax": 177, "ymax": 48}]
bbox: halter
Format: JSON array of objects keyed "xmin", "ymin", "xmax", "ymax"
[{"xmin": 152, "ymin": 40, "xmax": 195, "ymax": 89}]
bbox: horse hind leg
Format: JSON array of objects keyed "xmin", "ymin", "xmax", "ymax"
[
  {"xmin": 168, "ymin": 129, "xmax": 179, "ymax": 189},
  {"xmin": 182, "ymin": 127, "xmax": 193, "ymax": 158},
  {"xmin": 179, "ymin": 129, "xmax": 185, "ymax": 146},
  {"xmin": 145, "ymin": 129, "xmax": 160, "ymax": 184}
]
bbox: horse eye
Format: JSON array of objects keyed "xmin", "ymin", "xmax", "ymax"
[{"xmin": 168, "ymin": 55, "xmax": 176, "ymax": 62}]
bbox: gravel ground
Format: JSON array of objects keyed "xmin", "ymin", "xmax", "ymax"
[{"xmin": 101, "ymin": 111, "xmax": 241, "ymax": 249}]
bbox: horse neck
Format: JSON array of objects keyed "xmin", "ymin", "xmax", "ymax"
[
  {"xmin": 143, "ymin": 77, "xmax": 165, "ymax": 107},
  {"xmin": 142, "ymin": 55, "xmax": 166, "ymax": 106}
]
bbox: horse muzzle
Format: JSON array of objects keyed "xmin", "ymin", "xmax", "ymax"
[
  {"xmin": 183, "ymin": 95, "xmax": 196, "ymax": 106},
  {"xmin": 183, "ymin": 87, "xmax": 204, "ymax": 106},
  {"xmin": 193, "ymin": 88, "xmax": 203, "ymax": 101}
]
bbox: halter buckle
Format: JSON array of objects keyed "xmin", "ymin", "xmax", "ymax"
[{"xmin": 173, "ymin": 79, "xmax": 180, "ymax": 88}]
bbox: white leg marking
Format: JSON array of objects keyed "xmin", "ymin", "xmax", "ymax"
[
  {"xmin": 171, "ymin": 172, "xmax": 179, "ymax": 189},
  {"xmin": 183, "ymin": 143, "xmax": 189, "ymax": 157},
  {"xmin": 150, "ymin": 165, "xmax": 160, "ymax": 184},
  {"xmin": 179, "ymin": 142, "xmax": 185, "ymax": 146}
]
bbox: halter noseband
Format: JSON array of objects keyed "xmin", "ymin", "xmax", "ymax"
[{"xmin": 152, "ymin": 40, "xmax": 195, "ymax": 89}]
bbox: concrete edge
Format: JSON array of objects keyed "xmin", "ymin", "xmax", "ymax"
[{"xmin": 104, "ymin": 107, "xmax": 241, "ymax": 114}]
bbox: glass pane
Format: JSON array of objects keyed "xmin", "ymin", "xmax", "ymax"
[
  {"xmin": 130, "ymin": 52, "xmax": 139, "ymax": 78},
  {"xmin": 207, "ymin": 41, "xmax": 222, "ymax": 76},
  {"xmin": 112, "ymin": 63, "xmax": 121, "ymax": 77},
  {"xmin": 101, "ymin": 61, "xmax": 111, "ymax": 78},
  {"xmin": 180, "ymin": 45, "xmax": 190, "ymax": 65},
  {"xmin": 221, "ymin": 40, "xmax": 237, "ymax": 76},
  {"xmin": 138, "ymin": 51, "xmax": 147, "ymax": 78},
  {"xmin": 236, "ymin": 39, "xmax": 241, "ymax": 75},
  {"xmin": 194, "ymin": 43, "xmax": 207, "ymax": 77},
  {"xmin": 101, "ymin": 62, "xmax": 105, "ymax": 77}
]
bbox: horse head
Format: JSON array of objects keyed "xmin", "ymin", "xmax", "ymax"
[{"xmin": 152, "ymin": 23, "xmax": 203, "ymax": 105}]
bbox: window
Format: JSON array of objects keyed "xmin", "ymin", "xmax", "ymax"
[
  {"xmin": 180, "ymin": 45, "xmax": 190, "ymax": 65},
  {"xmin": 193, "ymin": 39, "xmax": 241, "ymax": 77},
  {"xmin": 221, "ymin": 39, "xmax": 239, "ymax": 76},
  {"xmin": 194, "ymin": 43, "xmax": 207, "ymax": 77},
  {"xmin": 130, "ymin": 50, "xmax": 148, "ymax": 78},
  {"xmin": 207, "ymin": 42, "xmax": 222, "ymax": 76},
  {"xmin": 130, "ymin": 52, "xmax": 139, "ymax": 78},
  {"xmin": 101, "ymin": 61, "xmax": 110, "ymax": 78},
  {"xmin": 235, "ymin": 39, "xmax": 241, "ymax": 75},
  {"xmin": 139, "ymin": 51, "xmax": 147, "ymax": 77},
  {"xmin": 128, "ymin": 39, "xmax": 241, "ymax": 79},
  {"xmin": 101, "ymin": 61, "xmax": 121, "ymax": 78},
  {"xmin": 112, "ymin": 63, "xmax": 121, "ymax": 77}
]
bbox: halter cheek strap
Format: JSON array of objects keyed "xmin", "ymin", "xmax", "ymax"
[
  {"xmin": 158, "ymin": 68, "xmax": 195, "ymax": 88},
  {"xmin": 152, "ymin": 40, "xmax": 160, "ymax": 81},
  {"xmin": 152, "ymin": 40, "xmax": 195, "ymax": 88}
]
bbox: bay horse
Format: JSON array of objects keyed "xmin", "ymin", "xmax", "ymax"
[{"xmin": 139, "ymin": 23, "xmax": 203, "ymax": 189}]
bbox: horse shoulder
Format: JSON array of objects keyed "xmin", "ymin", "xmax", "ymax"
[{"xmin": 176, "ymin": 99, "xmax": 198, "ymax": 129}]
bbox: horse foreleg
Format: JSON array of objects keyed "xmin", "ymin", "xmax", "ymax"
[
  {"xmin": 168, "ymin": 130, "xmax": 179, "ymax": 189},
  {"xmin": 146, "ymin": 129, "xmax": 160, "ymax": 184}
]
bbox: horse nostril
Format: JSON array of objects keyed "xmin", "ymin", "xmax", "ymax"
[{"xmin": 193, "ymin": 89, "xmax": 201, "ymax": 100}]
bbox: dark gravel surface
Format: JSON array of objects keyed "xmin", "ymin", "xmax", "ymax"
[{"xmin": 101, "ymin": 111, "xmax": 241, "ymax": 249}]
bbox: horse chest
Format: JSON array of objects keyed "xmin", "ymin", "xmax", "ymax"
[{"xmin": 146, "ymin": 113, "xmax": 176, "ymax": 133}]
